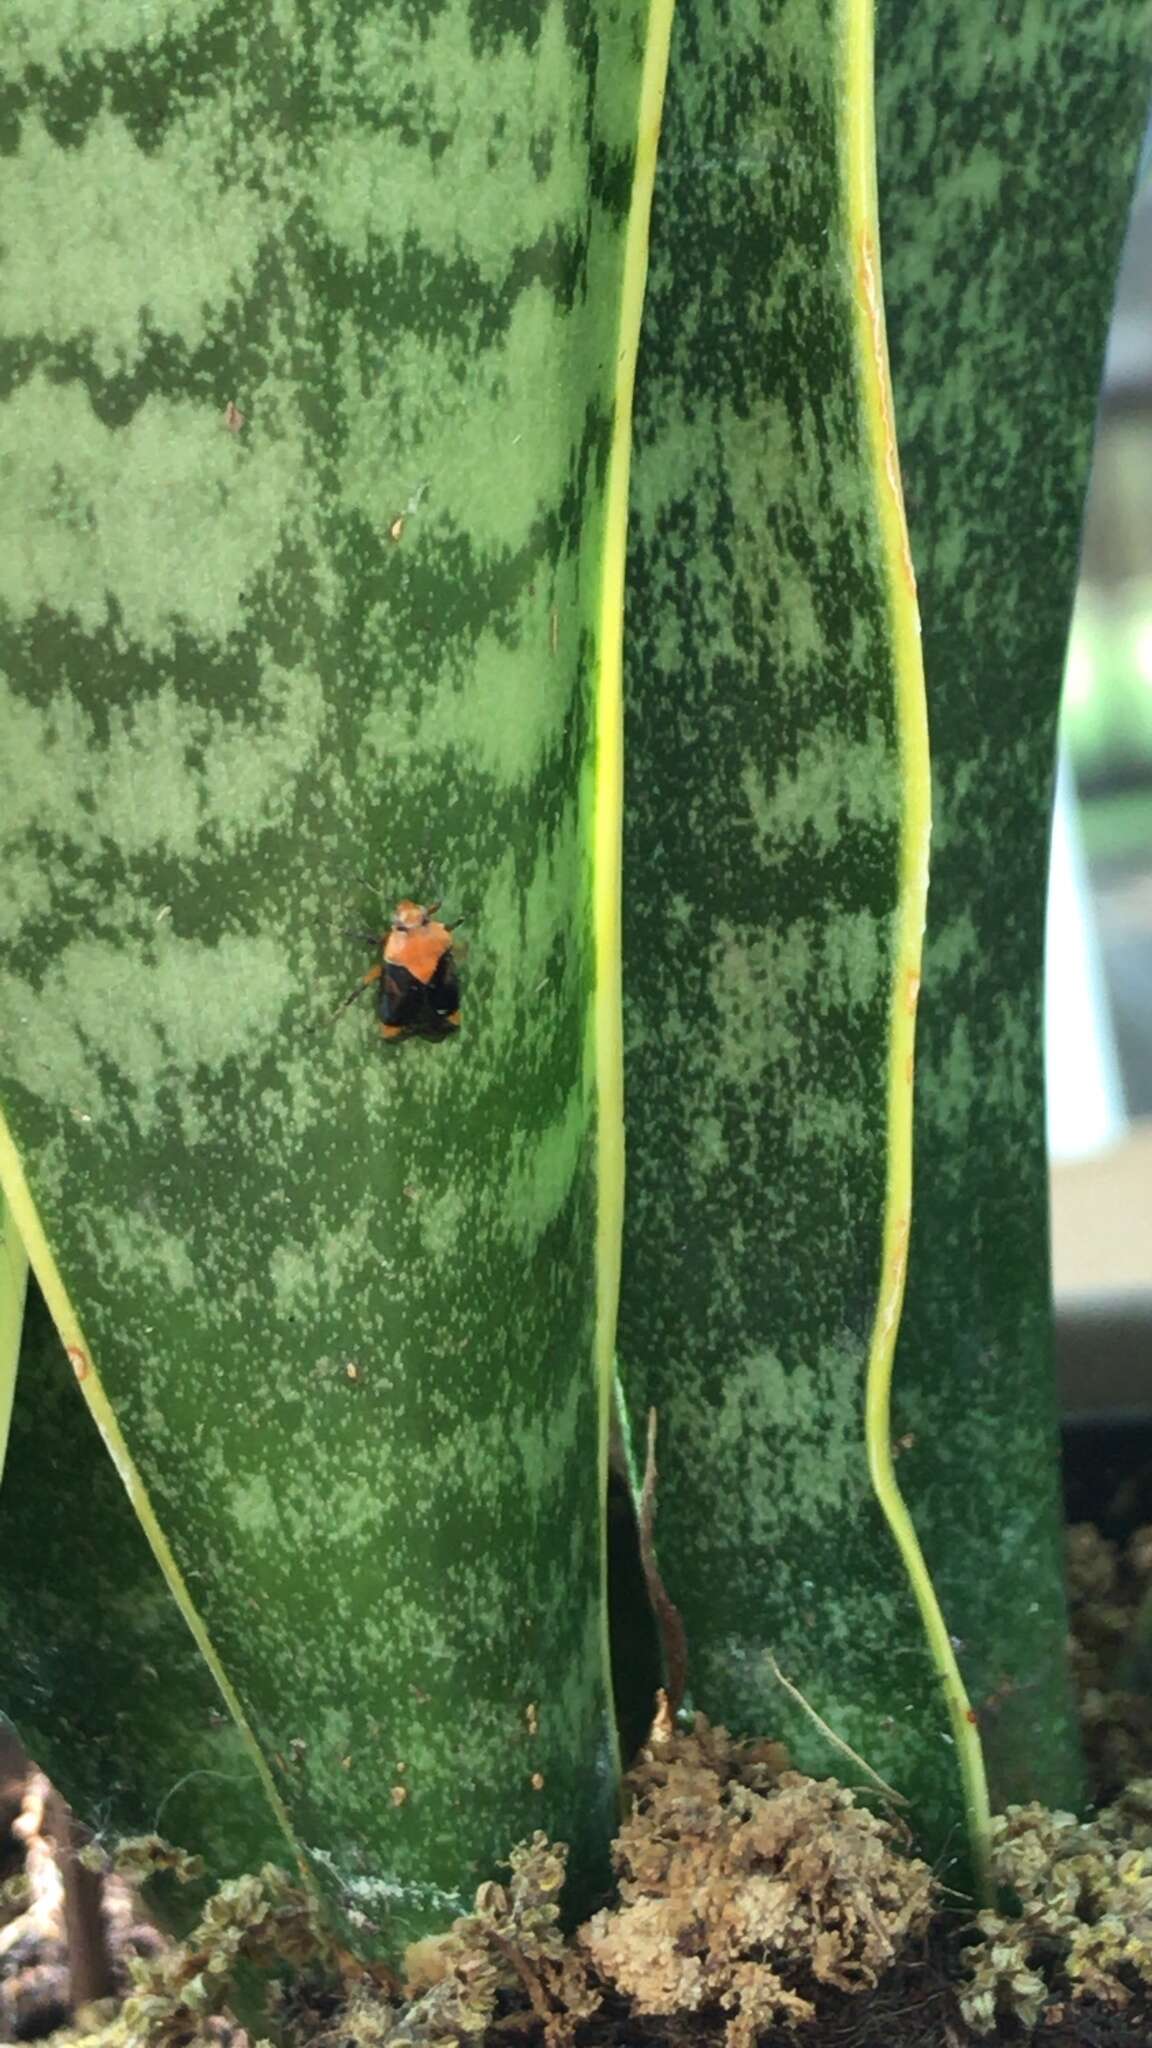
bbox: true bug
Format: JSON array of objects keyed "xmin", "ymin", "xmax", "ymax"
[{"xmin": 331, "ymin": 899, "xmax": 464, "ymax": 1042}]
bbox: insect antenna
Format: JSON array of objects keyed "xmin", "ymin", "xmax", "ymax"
[{"xmin": 325, "ymin": 861, "xmax": 389, "ymax": 909}]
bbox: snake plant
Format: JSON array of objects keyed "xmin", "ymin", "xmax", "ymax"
[{"xmin": 0, "ymin": 0, "xmax": 1145, "ymax": 1958}]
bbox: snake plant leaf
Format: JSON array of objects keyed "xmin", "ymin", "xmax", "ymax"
[
  {"xmin": 0, "ymin": 1192, "xmax": 29, "ymax": 1478},
  {"xmin": 0, "ymin": 1279, "xmax": 283, "ymax": 1892},
  {"xmin": 617, "ymin": 0, "xmax": 989, "ymax": 1878},
  {"xmin": 0, "ymin": 0, "xmax": 670, "ymax": 1950},
  {"xmin": 876, "ymin": 0, "xmax": 1151, "ymax": 1812}
]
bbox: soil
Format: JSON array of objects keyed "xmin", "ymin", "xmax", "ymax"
[{"xmin": 581, "ymin": 1974, "xmax": 1152, "ymax": 2048}]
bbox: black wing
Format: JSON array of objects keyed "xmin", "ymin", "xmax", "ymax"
[
  {"xmin": 425, "ymin": 952, "xmax": 460, "ymax": 1021},
  {"xmin": 379, "ymin": 964, "xmax": 424, "ymax": 1030},
  {"xmin": 378, "ymin": 956, "xmax": 460, "ymax": 1037}
]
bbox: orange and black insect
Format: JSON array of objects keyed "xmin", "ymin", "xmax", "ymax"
[{"xmin": 331, "ymin": 899, "xmax": 464, "ymax": 1043}]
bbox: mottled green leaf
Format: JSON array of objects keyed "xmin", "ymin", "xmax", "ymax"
[
  {"xmin": 0, "ymin": 1279, "xmax": 283, "ymax": 1888},
  {"xmin": 0, "ymin": 0, "xmax": 672, "ymax": 1951},
  {"xmin": 618, "ymin": 0, "xmax": 985, "ymax": 1873},
  {"xmin": 877, "ymin": 0, "xmax": 1151, "ymax": 1811}
]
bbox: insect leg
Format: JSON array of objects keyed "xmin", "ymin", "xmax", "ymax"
[{"xmin": 327, "ymin": 963, "xmax": 382, "ymax": 1024}]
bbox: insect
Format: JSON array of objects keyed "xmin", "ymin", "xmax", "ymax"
[{"xmin": 331, "ymin": 899, "xmax": 464, "ymax": 1042}]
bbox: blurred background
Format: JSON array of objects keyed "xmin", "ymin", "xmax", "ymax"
[{"xmin": 1048, "ymin": 142, "xmax": 1152, "ymax": 1403}]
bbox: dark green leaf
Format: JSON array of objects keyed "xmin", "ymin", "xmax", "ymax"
[
  {"xmin": 0, "ymin": 0, "xmax": 671, "ymax": 1948},
  {"xmin": 617, "ymin": 0, "xmax": 975, "ymax": 1868},
  {"xmin": 0, "ymin": 1279, "xmax": 283, "ymax": 1888},
  {"xmin": 877, "ymin": 0, "xmax": 1151, "ymax": 1814}
]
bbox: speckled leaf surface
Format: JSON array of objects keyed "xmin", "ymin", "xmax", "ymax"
[
  {"xmin": 1, "ymin": 1281, "xmax": 283, "ymax": 1889},
  {"xmin": 617, "ymin": 1, "xmax": 962, "ymax": 1854},
  {"xmin": 877, "ymin": 0, "xmax": 1150, "ymax": 1810},
  {"xmin": 0, "ymin": 0, "xmax": 655, "ymax": 1948}
]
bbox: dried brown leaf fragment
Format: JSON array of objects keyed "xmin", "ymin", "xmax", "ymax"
[
  {"xmin": 960, "ymin": 1790, "xmax": 1152, "ymax": 2033},
  {"xmin": 1066, "ymin": 1522, "xmax": 1152, "ymax": 1798},
  {"xmin": 392, "ymin": 1834, "xmax": 599, "ymax": 2048},
  {"xmin": 577, "ymin": 1713, "xmax": 934, "ymax": 2044}
]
